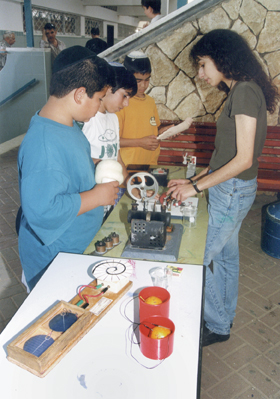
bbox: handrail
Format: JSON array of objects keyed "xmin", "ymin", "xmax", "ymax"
[{"xmin": 0, "ymin": 78, "xmax": 39, "ymax": 108}]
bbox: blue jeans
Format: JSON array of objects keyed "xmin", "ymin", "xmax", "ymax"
[{"xmin": 203, "ymin": 177, "xmax": 257, "ymax": 335}]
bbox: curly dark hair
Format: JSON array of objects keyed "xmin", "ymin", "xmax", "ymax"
[{"xmin": 190, "ymin": 29, "xmax": 279, "ymax": 114}]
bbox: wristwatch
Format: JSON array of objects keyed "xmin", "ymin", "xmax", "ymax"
[{"xmin": 188, "ymin": 178, "xmax": 202, "ymax": 194}]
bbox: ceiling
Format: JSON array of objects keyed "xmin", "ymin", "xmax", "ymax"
[
  {"xmin": 80, "ymin": 0, "xmax": 170, "ymax": 19},
  {"xmin": 81, "ymin": 1, "xmax": 146, "ymax": 18}
]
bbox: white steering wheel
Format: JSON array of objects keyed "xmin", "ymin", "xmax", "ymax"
[{"xmin": 127, "ymin": 172, "xmax": 159, "ymax": 201}]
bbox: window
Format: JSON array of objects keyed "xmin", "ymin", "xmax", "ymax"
[
  {"xmin": 23, "ymin": 6, "xmax": 80, "ymax": 36},
  {"xmin": 85, "ymin": 17, "xmax": 104, "ymax": 37},
  {"xmin": 118, "ymin": 24, "xmax": 136, "ymax": 40}
]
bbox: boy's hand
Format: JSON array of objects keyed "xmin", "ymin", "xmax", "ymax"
[
  {"xmin": 95, "ymin": 181, "xmax": 119, "ymax": 206},
  {"xmin": 78, "ymin": 181, "xmax": 119, "ymax": 215},
  {"xmin": 139, "ymin": 135, "xmax": 159, "ymax": 151}
]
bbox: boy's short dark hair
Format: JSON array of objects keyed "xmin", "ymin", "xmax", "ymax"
[
  {"xmin": 44, "ymin": 23, "xmax": 56, "ymax": 30},
  {"xmin": 50, "ymin": 46, "xmax": 115, "ymax": 98},
  {"xmin": 109, "ymin": 62, "xmax": 137, "ymax": 97},
  {"xmin": 141, "ymin": 0, "xmax": 161, "ymax": 14},
  {"xmin": 124, "ymin": 51, "xmax": 151, "ymax": 75},
  {"xmin": 91, "ymin": 27, "xmax": 100, "ymax": 36}
]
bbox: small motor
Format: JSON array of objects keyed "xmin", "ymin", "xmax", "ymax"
[{"xmin": 128, "ymin": 203, "xmax": 171, "ymax": 249}]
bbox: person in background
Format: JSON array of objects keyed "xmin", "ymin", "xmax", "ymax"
[
  {"xmin": 141, "ymin": 0, "xmax": 162, "ymax": 26},
  {"xmin": 89, "ymin": 27, "xmax": 100, "ymax": 39},
  {"xmin": 40, "ymin": 23, "xmax": 66, "ymax": 65},
  {"xmin": 0, "ymin": 31, "xmax": 16, "ymax": 71},
  {"xmin": 85, "ymin": 27, "xmax": 108, "ymax": 55},
  {"xmin": 117, "ymin": 51, "xmax": 170, "ymax": 167},
  {"xmin": 17, "ymin": 46, "xmax": 117, "ymax": 292},
  {"xmin": 167, "ymin": 29, "xmax": 279, "ymax": 347}
]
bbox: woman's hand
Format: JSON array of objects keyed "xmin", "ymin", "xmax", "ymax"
[{"xmin": 166, "ymin": 180, "xmax": 196, "ymax": 202}]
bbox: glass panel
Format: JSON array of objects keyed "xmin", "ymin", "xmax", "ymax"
[{"xmin": 23, "ymin": 5, "xmax": 80, "ymax": 35}]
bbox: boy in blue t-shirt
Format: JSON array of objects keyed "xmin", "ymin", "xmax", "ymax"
[{"xmin": 17, "ymin": 46, "xmax": 118, "ymax": 291}]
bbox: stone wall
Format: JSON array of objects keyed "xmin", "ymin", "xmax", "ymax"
[{"xmin": 143, "ymin": 0, "xmax": 280, "ymax": 126}]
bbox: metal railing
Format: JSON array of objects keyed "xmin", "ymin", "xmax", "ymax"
[{"xmin": 0, "ymin": 78, "xmax": 38, "ymax": 108}]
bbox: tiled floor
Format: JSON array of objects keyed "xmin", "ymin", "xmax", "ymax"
[
  {"xmin": 0, "ymin": 148, "xmax": 28, "ymax": 333},
  {"xmin": 0, "ymin": 147, "xmax": 280, "ymax": 398}
]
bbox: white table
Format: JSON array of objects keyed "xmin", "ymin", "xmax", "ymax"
[{"xmin": 0, "ymin": 253, "xmax": 204, "ymax": 399}]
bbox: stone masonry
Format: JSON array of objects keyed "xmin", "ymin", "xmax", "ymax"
[{"xmin": 141, "ymin": 0, "xmax": 280, "ymax": 125}]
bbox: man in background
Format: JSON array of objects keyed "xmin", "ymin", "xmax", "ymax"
[
  {"xmin": 85, "ymin": 27, "xmax": 108, "ymax": 55},
  {"xmin": 40, "ymin": 23, "xmax": 66, "ymax": 66},
  {"xmin": 0, "ymin": 31, "xmax": 16, "ymax": 71},
  {"xmin": 89, "ymin": 27, "xmax": 100, "ymax": 39}
]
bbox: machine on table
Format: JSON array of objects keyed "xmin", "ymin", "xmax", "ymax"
[{"xmin": 121, "ymin": 171, "xmax": 198, "ymax": 262}]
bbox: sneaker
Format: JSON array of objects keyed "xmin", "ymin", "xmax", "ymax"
[
  {"xmin": 203, "ymin": 326, "xmax": 230, "ymax": 347},
  {"xmin": 203, "ymin": 319, "xmax": 232, "ymax": 330}
]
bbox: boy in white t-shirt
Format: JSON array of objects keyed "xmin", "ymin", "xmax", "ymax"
[
  {"xmin": 141, "ymin": 0, "xmax": 162, "ymax": 25},
  {"xmin": 82, "ymin": 63, "xmax": 137, "ymax": 208}
]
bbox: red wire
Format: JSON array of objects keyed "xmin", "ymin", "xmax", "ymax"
[
  {"xmin": 78, "ymin": 284, "xmax": 99, "ymax": 301},
  {"xmin": 83, "ymin": 292, "xmax": 103, "ymax": 303}
]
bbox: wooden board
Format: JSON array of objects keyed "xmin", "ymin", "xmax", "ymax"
[
  {"xmin": 7, "ymin": 280, "xmax": 132, "ymax": 378},
  {"xmin": 68, "ymin": 279, "xmax": 133, "ymax": 327}
]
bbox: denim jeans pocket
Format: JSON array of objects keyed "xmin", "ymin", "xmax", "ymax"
[
  {"xmin": 238, "ymin": 181, "xmax": 257, "ymax": 216},
  {"xmin": 239, "ymin": 180, "xmax": 257, "ymax": 196},
  {"xmin": 209, "ymin": 183, "xmax": 233, "ymax": 215}
]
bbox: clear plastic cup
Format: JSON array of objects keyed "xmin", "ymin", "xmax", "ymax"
[{"xmin": 149, "ymin": 267, "xmax": 172, "ymax": 289}]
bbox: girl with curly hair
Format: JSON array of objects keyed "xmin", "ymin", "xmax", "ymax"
[{"xmin": 167, "ymin": 29, "xmax": 279, "ymax": 346}]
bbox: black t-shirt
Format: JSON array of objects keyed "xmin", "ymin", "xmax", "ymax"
[
  {"xmin": 210, "ymin": 81, "xmax": 267, "ymax": 180},
  {"xmin": 85, "ymin": 38, "xmax": 108, "ymax": 54}
]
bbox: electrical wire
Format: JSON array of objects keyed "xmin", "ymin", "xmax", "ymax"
[
  {"xmin": 78, "ymin": 283, "xmax": 105, "ymax": 303},
  {"xmin": 122, "ymin": 294, "xmax": 168, "ymax": 369}
]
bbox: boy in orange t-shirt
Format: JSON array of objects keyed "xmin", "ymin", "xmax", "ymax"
[{"xmin": 116, "ymin": 51, "xmax": 168, "ymax": 166}]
